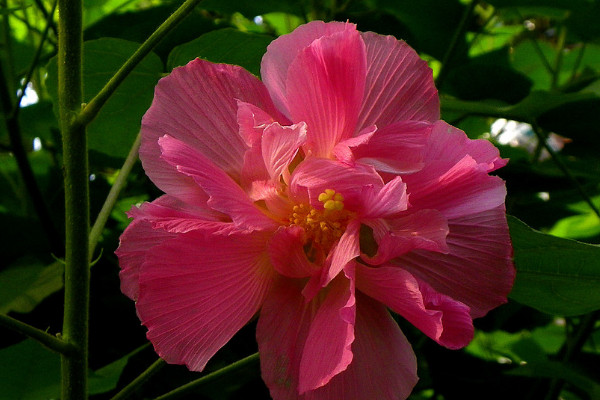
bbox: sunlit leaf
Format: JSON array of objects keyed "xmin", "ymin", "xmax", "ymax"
[{"xmin": 508, "ymin": 215, "xmax": 600, "ymax": 316}]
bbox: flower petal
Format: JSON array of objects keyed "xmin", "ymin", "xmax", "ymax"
[
  {"xmin": 290, "ymin": 158, "xmax": 383, "ymax": 209},
  {"xmin": 395, "ymin": 205, "xmax": 515, "ymax": 318},
  {"xmin": 356, "ymin": 264, "xmax": 473, "ymax": 349},
  {"xmin": 140, "ymin": 59, "xmax": 281, "ymax": 198},
  {"xmin": 403, "ymin": 154, "xmax": 507, "ymax": 220},
  {"xmin": 305, "ymin": 293, "xmax": 418, "ymax": 400},
  {"xmin": 158, "ymin": 134, "xmax": 278, "ymax": 231},
  {"xmin": 357, "ymin": 176, "xmax": 408, "ymax": 219},
  {"xmin": 116, "ymin": 195, "xmax": 221, "ymax": 300},
  {"xmin": 261, "ymin": 20, "xmax": 350, "ymax": 117},
  {"xmin": 356, "ymin": 32, "xmax": 439, "ymax": 131},
  {"xmin": 137, "ymin": 228, "xmax": 275, "ymax": 372},
  {"xmin": 262, "ymin": 122, "xmax": 307, "ymax": 180},
  {"xmin": 363, "ymin": 209, "xmax": 449, "ymax": 265},
  {"xmin": 258, "ymin": 274, "xmax": 418, "ymax": 400},
  {"xmin": 286, "ymin": 27, "xmax": 367, "ymax": 157},
  {"xmin": 299, "ymin": 268, "xmax": 356, "ymax": 393},
  {"xmin": 342, "ymin": 120, "xmax": 432, "ymax": 174},
  {"xmin": 424, "ymin": 120, "xmax": 507, "ymax": 171},
  {"xmin": 269, "ymin": 226, "xmax": 320, "ymax": 278}
]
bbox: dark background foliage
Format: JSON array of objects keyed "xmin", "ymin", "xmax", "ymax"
[{"xmin": 1, "ymin": 0, "xmax": 600, "ymax": 399}]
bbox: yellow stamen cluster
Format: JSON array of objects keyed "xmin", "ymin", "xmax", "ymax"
[{"xmin": 289, "ymin": 189, "xmax": 351, "ymax": 255}]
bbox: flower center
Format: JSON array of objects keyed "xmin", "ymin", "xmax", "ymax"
[{"xmin": 289, "ymin": 189, "xmax": 352, "ymax": 260}]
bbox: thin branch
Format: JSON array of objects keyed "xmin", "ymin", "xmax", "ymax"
[
  {"xmin": 530, "ymin": 122, "xmax": 600, "ymax": 219},
  {"xmin": 110, "ymin": 358, "xmax": 166, "ymax": 400},
  {"xmin": 89, "ymin": 132, "xmax": 141, "ymax": 260},
  {"xmin": 153, "ymin": 353, "xmax": 260, "ymax": 400},
  {"xmin": 568, "ymin": 43, "xmax": 586, "ymax": 83},
  {"xmin": 550, "ymin": 25, "xmax": 567, "ymax": 90},
  {"xmin": 76, "ymin": 0, "xmax": 202, "ymax": 128},
  {"xmin": 435, "ymin": 0, "xmax": 477, "ymax": 88},
  {"xmin": 0, "ymin": 313, "xmax": 76, "ymax": 356}
]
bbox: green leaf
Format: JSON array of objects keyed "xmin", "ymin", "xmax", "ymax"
[
  {"xmin": 199, "ymin": 0, "xmax": 302, "ymax": 17},
  {"xmin": 46, "ymin": 38, "xmax": 163, "ymax": 160},
  {"xmin": 0, "ymin": 339, "xmax": 61, "ymax": 400},
  {"xmin": 507, "ymin": 360, "xmax": 600, "ymax": 398},
  {"xmin": 0, "ymin": 259, "xmax": 64, "ymax": 314},
  {"xmin": 0, "ymin": 339, "xmax": 145, "ymax": 399},
  {"xmin": 167, "ymin": 28, "xmax": 273, "ymax": 76},
  {"xmin": 508, "ymin": 215, "xmax": 600, "ymax": 316}
]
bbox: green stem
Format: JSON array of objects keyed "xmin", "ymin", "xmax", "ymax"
[
  {"xmin": 551, "ymin": 25, "xmax": 567, "ymax": 90},
  {"xmin": 154, "ymin": 353, "xmax": 260, "ymax": 400},
  {"xmin": 435, "ymin": 0, "xmax": 477, "ymax": 88},
  {"xmin": 0, "ymin": 313, "xmax": 76, "ymax": 356},
  {"xmin": 89, "ymin": 132, "xmax": 141, "ymax": 260},
  {"xmin": 110, "ymin": 358, "xmax": 166, "ymax": 400},
  {"xmin": 531, "ymin": 123, "xmax": 600, "ymax": 219},
  {"xmin": 544, "ymin": 311, "xmax": 600, "ymax": 400},
  {"xmin": 568, "ymin": 43, "xmax": 586, "ymax": 83},
  {"xmin": 76, "ymin": 0, "xmax": 201, "ymax": 128},
  {"xmin": 58, "ymin": 0, "xmax": 88, "ymax": 399}
]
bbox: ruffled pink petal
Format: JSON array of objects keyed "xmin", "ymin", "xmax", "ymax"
[
  {"xmin": 116, "ymin": 195, "xmax": 222, "ymax": 300},
  {"xmin": 140, "ymin": 59, "xmax": 281, "ymax": 199},
  {"xmin": 304, "ymin": 293, "xmax": 418, "ymax": 400},
  {"xmin": 423, "ymin": 121, "xmax": 507, "ymax": 172},
  {"xmin": 395, "ymin": 205, "xmax": 515, "ymax": 318},
  {"xmin": 403, "ymin": 154, "xmax": 507, "ymax": 220},
  {"xmin": 136, "ymin": 228, "xmax": 275, "ymax": 372},
  {"xmin": 269, "ymin": 226, "xmax": 320, "ymax": 278},
  {"xmin": 262, "ymin": 122, "xmax": 308, "ymax": 180},
  {"xmin": 290, "ymin": 158, "xmax": 383, "ymax": 209},
  {"xmin": 261, "ymin": 21, "xmax": 350, "ymax": 117},
  {"xmin": 286, "ymin": 28, "xmax": 367, "ymax": 157},
  {"xmin": 356, "ymin": 264, "xmax": 473, "ymax": 349},
  {"xmin": 357, "ymin": 176, "xmax": 408, "ymax": 219},
  {"xmin": 299, "ymin": 267, "xmax": 356, "ymax": 393},
  {"xmin": 158, "ymin": 134, "xmax": 278, "ymax": 231},
  {"xmin": 312, "ymin": 220, "xmax": 361, "ymax": 295},
  {"xmin": 116, "ymin": 219, "xmax": 176, "ymax": 301},
  {"xmin": 363, "ymin": 209, "xmax": 449, "ymax": 265},
  {"xmin": 356, "ymin": 32, "xmax": 439, "ymax": 131},
  {"xmin": 344, "ymin": 120, "xmax": 432, "ymax": 174}
]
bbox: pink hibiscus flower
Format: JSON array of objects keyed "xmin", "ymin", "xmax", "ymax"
[{"xmin": 116, "ymin": 21, "xmax": 514, "ymax": 399}]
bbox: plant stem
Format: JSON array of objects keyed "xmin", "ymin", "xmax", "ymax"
[
  {"xmin": 0, "ymin": 313, "xmax": 76, "ymax": 356},
  {"xmin": 153, "ymin": 353, "xmax": 260, "ymax": 400},
  {"xmin": 89, "ymin": 132, "xmax": 141, "ymax": 260},
  {"xmin": 57, "ymin": 0, "xmax": 88, "ymax": 399},
  {"xmin": 110, "ymin": 358, "xmax": 166, "ymax": 400},
  {"xmin": 435, "ymin": 0, "xmax": 477, "ymax": 88},
  {"xmin": 544, "ymin": 311, "xmax": 600, "ymax": 400},
  {"xmin": 530, "ymin": 123, "xmax": 600, "ymax": 219},
  {"xmin": 76, "ymin": 0, "xmax": 202, "ymax": 129}
]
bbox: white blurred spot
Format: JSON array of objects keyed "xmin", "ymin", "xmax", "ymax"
[
  {"xmin": 524, "ymin": 20, "xmax": 536, "ymax": 31},
  {"xmin": 497, "ymin": 356, "xmax": 512, "ymax": 364},
  {"xmin": 32, "ymin": 137, "xmax": 42, "ymax": 151},
  {"xmin": 89, "ymin": 173, "xmax": 96, "ymax": 182},
  {"xmin": 537, "ymin": 192, "xmax": 550, "ymax": 201},
  {"xmin": 18, "ymin": 82, "xmax": 39, "ymax": 107},
  {"xmin": 254, "ymin": 15, "xmax": 264, "ymax": 25}
]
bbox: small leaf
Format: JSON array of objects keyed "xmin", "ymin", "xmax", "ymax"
[{"xmin": 508, "ymin": 216, "xmax": 600, "ymax": 316}]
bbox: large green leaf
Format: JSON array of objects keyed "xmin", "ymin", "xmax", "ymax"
[
  {"xmin": 0, "ymin": 258, "xmax": 63, "ymax": 314},
  {"xmin": 508, "ymin": 215, "xmax": 600, "ymax": 316},
  {"xmin": 46, "ymin": 38, "xmax": 163, "ymax": 160},
  {"xmin": 167, "ymin": 28, "xmax": 273, "ymax": 76}
]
